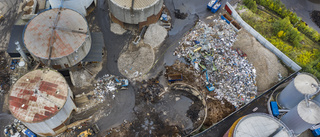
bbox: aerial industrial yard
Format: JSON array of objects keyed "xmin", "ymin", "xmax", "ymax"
[{"xmin": 0, "ymin": 0, "xmax": 320, "ymax": 137}]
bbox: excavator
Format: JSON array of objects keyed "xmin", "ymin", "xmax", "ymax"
[{"xmin": 77, "ymin": 124, "xmax": 100, "ymax": 137}]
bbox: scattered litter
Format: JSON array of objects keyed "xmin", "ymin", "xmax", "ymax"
[
  {"xmin": 173, "ymin": 19, "xmax": 257, "ymax": 107},
  {"xmin": 4, "ymin": 119, "xmax": 37, "ymax": 137}
]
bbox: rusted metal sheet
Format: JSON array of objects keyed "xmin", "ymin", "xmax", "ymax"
[
  {"xmin": 23, "ymin": 8, "xmax": 91, "ymax": 69},
  {"xmin": 9, "ymin": 69, "xmax": 76, "ymax": 136},
  {"xmin": 9, "ymin": 69, "xmax": 68, "ymax": 123}
]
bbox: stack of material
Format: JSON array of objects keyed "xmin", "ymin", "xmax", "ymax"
[{"xmin": 173, "ymin": 20, "xmax": 257, "ymax": 107}]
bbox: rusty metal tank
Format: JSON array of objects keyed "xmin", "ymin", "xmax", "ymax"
[
  {"xmin": 9, "ymin": 69, "xmax": 76, "ymax": 136},
  {"xmin": 23, "ymin": 8, "xmax": 91, "ymax": 69}
]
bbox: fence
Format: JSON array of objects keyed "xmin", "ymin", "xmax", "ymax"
[{"xmin": 226, "ymin": 2, "xmax": 302, "ymax": 72}]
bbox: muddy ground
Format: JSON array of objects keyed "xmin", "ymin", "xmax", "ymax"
[{"xmin": 165, "ymin": 60, "xmax": 236, "ymax": 128}]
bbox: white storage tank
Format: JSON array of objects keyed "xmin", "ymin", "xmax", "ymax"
[
  {"xmin": 48, "ymin": 0, "xmax": 96, "ymax": 16},
  {"xmin": 281, "ymin": 100, "xmax": 320, "ymax": 135},
  {"xmin": 108, "ymin": 0, "xmax": 163, "ymax": 24},
  {"xmin": 229, "ymin": 113, "xmax": 292, "ymax": 137},
  {"xmin": 314, "ymin": 93, "xmax": 320, "ymax": 103},
  {"xmin": 23, "ymin": 8, "xmax": 91, "ymax": 69},
  {"xmin": 9, "ymin": 69, "xmax": 76, "ymax": 136},
  {"xmin": 277, "ymin": 73, "xmax": 319, "ymax": 109}
]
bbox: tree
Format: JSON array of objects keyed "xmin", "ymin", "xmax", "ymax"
[{"xmin": 244, "ymin": 0, "xmax": 258, "ymax": 12}]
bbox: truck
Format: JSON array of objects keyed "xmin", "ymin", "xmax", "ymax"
[{"xmin": 77, "ymin": 124, "xmax": 100, "ymax": 137}]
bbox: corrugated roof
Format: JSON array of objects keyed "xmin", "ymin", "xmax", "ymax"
[
  {"xmin": 9, "ymin": 69, "xmax": 68, "ymax": 123},
  {"xmin": 111, "ymin": 0, "xmax": 158, "ymax": 9},
  {"xmin": 82, "ymin": 32, "xmax": 104, "ymax": 62},
  {"xmin": 23, "ymin": 8, "xmax": 88, "ymax": 59}
]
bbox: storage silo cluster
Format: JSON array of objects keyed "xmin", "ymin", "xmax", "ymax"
[
  {"xmin": 277, "ymin": 73, "xmax": 319, "ymax": 109},
  {"xmin": 9, "ymin": 69, "xmax": 76, "ymax": 136},
  {"xmin": 23, "ymin": 8, "xmax": 91, "ymax": 69},
  {"xmin": 108, "ymin": 0, "xmax": 163, "ymax": 29}
]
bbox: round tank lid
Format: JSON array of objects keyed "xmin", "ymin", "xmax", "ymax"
[
  {"xmin": 294, "ymin": 73, "xmax": 318, "ymax": 94},
  {"xmin": 297, "ymin": 101, "xmax": 320, "ymax": 124},
  {"xmin": 234, "ymin": 114, "xmax": 291, "ymax": 137},
  {"xmin": 111, "ymin": 0, "xmax": 159, "ymax": 9},
  {"xmin": 23, "ymin": 8, "xmax": 88, "ymax": 59},
  {"xmin": 9, "ymin": 69, "xmax": 68, "ymax": 123}
]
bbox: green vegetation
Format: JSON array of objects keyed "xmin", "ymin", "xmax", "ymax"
[
  {"xmin": 241, "ymin": 1, "xmax": 320, "ymax": 79},
  {"xmin": 254, "ymin": 0, "xmax": 320, "ymax": 44}
]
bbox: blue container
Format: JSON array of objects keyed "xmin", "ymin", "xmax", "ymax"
[
  {"xmin": 24, "ymin": 129, "xmax": 37, "ymax": 137},
  {"xmin": 312, "ymin": 128, "xmax": 320, "ymax": 137},
  {"xmin": 270, "ymin": 101, "xmax": 280, "ymax": 117},
  {"xmin": 211, "ymin": 4, "xmax": 221, "ymax": 13},
  {"xmin": 221, "ymin": 15, "xmax": 230, "ymax": 24}
]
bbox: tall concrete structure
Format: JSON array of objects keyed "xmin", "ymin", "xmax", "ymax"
[
  {"xmin": 23, "ymin": 8, "xmax": 91, "ymax": 69},
  {"xmin": 281, "ymin": 100, "xmax": 320, "ymax": 135},
  {"xmin": 108, "ymin": 0, "xmax": 163, "ymax": 29},
  {"xmin": 9, "ymin": 69, "xmax": 76, "ymax": 136},
  {"xmin": 48, "ymin": 0, "xmax": 97, "ymax": 16},
  {"xmin": 277, "ymin": 73, "xmax": 319, "ymax": 109}
]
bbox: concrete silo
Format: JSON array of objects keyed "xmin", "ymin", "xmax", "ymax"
[
  {"xmin": 280, "ymin": 100, "xmax": 320, "ymax": 135},
  {"xmin": 277, "ymin": 73, "xmax": 319, "ymax": 109},
  {"xmin": 314, "ymin": 93, "xmax": 320, "ymax": 103},
  {"xmin": 23, "ymin": 8, "xmax": 91, "ymax": 69},
  {"xmin": 48, "ymin": 0, "xmax": 97, "ymax": 16},
  {"xmin": 108, "ymin": 0, "xmax": 163, "ymax": 28},
  {"xmin": 224, "ymin": 113, "xmax": 292, "ymax": 137},
  {"xmin": 9, "ymin": 69, "xmax": 76, "ymax": 136}
]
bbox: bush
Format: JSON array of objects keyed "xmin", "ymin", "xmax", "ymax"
[{"xmin": 244, "ymin": 0, "xmax": 258, "ymax": 12}]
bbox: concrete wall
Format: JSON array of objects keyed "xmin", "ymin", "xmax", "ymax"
[
  {"xmin": 108, "ymin": 0, "xmax": 163, "ymax": 24},
  {"xmin": 226, "ymin": 2, "xmax": 301, "ymax": 72},
  {"xmin": 23, "ymin": 88, "xmax": 76, "ymax": 136}
]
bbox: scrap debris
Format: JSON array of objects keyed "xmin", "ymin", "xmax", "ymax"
[
  {"xmin": 173, "ymin": 19, "xmax": 257, "ymax": 107},
  {"xmin": 4, "ymin": 119, "xmax": 36, "ymax": 137},
  {"xmin": 75, "ymin": 74, "xmax": 129, "ymax": 113}
]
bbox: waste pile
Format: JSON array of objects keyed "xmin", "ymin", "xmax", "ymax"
[
  {"xmin": 311, "ymin": 10, "xmax": 320, "ymax": 28},
  {"xmin": 4, "ymin": 119, "xmax": 36, "ymax": 137},
  {"xmin": 138, "ymin": 78, "xmax": 165, "ymax": 102},
  {"xmin": 173, "ymin": 19, "xmax": 257, "ymax": 107},
  {"xmin": 76, "ymin": 74, "xmax": 129, "ymax": 112},
  {"xmin": 93, "ymin": 74, "xmax": 129, "ymax": 103}
]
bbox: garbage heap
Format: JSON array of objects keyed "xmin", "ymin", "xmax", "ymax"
[
  {"xmin": 93, "ymin": 74, "xmax": 129, "ymax": 103},
  {"xmin": 173, "ymin": 20, "xmax": 257, "ymax": 107},
  {"xmin": 4, "ymin": 119, "xmax": 35, "ymax": 137}
]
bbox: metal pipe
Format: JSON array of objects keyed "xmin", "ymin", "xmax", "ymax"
[
  {"xmin": 278, "ymin": 109, "xmax": 290, "ymax": 113},
  {"xmin": 15, "ymin": 41, "xmax": 29, "ymax": 63}
]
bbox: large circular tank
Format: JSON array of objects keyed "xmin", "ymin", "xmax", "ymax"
[
  {"xmin": 108, "ymin": 0, "xmax": 163, "ymax": 24},
  {"xmin": 230, "ymin": 113, "xmax": 292, "ymax": 137},
  {"xmin": 314, "ymin": 93, "xmax": 320, "ymax": 103},
  {"xmin": 281, "ymin": 100, "xmax": 320, "ymax": 135},
  {"xmin": 277, "ymin": 73, "xmax": 319, "ymax": 109},
  {"xmin": 23, "ymin": 8, "xmax": 91, "ymax": 69},
  {"xmin": 48, "ymin": 0, "xmax": 96, "ymax": 16},
  {"xmin": 9, "ymin": 69, "xmax": 76, "ymax": 136}
]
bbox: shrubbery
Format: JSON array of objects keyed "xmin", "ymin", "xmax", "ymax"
[{"xmin": 254, "ymin": 0, "xmax": 320, "ymax": 43}]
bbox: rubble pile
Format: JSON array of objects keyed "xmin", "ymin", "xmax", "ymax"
[
  {"xmin": 139, "ymin": 78, "xmax": 165, "ymax": 102},
  {"xmin": 93, "ymin": 74, "xmax": 129, "ymax": 103},
  {"xmin": 3, "ymin": 119, "xmax": 35, "ymax": 137},
  {"xmin": 173, "ymin": 20, "xmax": 257, "ymax": 107},
  {"xmin": 76, "ymin": 74, "xmax": 129, "ymax": 112},
  {"xmin": 311, "ymin": 10, "xmax": 320, "ymax": 28}
]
